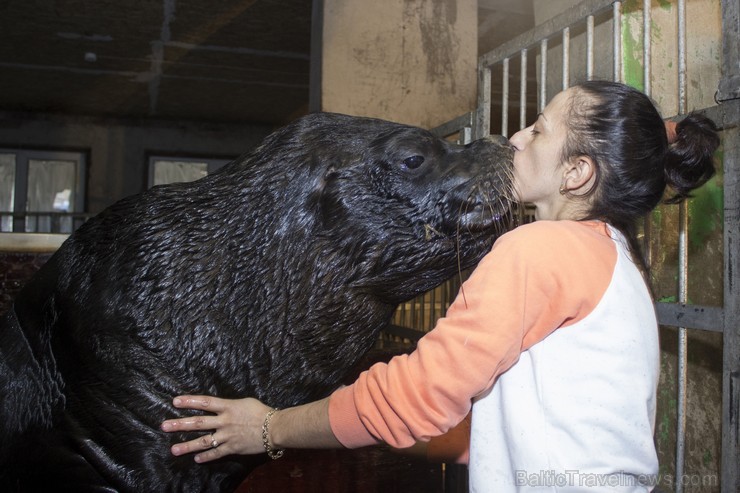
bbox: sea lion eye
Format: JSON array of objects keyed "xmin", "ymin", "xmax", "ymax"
[{"xmin": 402, "ymin": 155, "xmax": 425, "ymax": 169}]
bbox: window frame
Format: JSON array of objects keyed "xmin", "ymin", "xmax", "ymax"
[
  {"xmin": 147, "ymin": 155, "xmax": 232, "ymax": 188},
  {"xmin": 1, "ymin": 148, "xmax": 87, "ymax": 233}
]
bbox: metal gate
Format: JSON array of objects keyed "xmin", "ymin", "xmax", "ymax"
[{"xmin": 389, "ymin": 0, "xmax": 738, "ymax": 491}]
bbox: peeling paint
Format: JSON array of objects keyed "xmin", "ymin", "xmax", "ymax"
[
  {"xmin": 621, "ymin": 0, "xmax": 644, "ymax": 90},
  {"xmin": 414, "ymin": 0, "xmax": 459, "ymax": 93},
  {"xmin": 688, "ymin": 175, "xmax": 723, "ymax": 252}
]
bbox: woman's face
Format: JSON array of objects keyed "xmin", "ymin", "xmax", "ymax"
[{"xmin": 509, "ymin": 88, "xmax": 573, "ymax": 219}]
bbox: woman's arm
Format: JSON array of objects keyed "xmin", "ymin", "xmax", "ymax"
[
  {"xmin": 162, "ymin": 222, "xmax": 613, "ymax": 462},
  {"xmin": 161, "ymin": 395, "xmax": 341, "ymax": 463}
]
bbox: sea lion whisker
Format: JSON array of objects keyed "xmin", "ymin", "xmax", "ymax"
[{"xmin": 454, "ymin": 226, "xmax": 469, "ymax": 309}]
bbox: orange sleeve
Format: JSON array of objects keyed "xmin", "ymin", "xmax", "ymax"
[{"xmin": 328, "ymin": 220, "xmax": 615, "ymax": 449}]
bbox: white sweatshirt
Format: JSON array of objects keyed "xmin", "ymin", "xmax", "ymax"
[{"xmin": 329, "ymin": 220, "xmax": 660, "ymax": 492}]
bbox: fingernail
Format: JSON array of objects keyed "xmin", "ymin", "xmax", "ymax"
[
  {"xmin": 173, "ymin": 397, "xmax": 182, "ymax": 406},
  {"xmin": 171, "ymin": 445, "xmax": 182, "ymax": 456},
  {"xmin": 161, "ymin": 422, "xmax": 170, "ymax": 431},
  {"xmin": 194, "ymin": 454, "xmax": 203, "ymax": 463}
]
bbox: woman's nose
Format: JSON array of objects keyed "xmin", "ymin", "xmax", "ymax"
[{"xmin": 509, "ymin": 128, "xmax": 528, "ymax": 151}]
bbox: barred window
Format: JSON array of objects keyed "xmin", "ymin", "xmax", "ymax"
[{"xmin": 0, "ymin": 149, "xmax": 86, "ymax": 233}]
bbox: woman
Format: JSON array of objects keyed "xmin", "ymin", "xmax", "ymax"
[{"xmin": 161, "ymin": 81, "xmax": 719, "ymax": 491}]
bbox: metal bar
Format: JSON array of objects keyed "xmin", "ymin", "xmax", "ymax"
[
  {"xmin": 675, "ymin": 1, "xmax": 688, "ymax": 490},
  {"xmin": 410, "ymin": 292, "xmax": 417, "ymax": 328},
  {"xmin": 479, "ymin": 0, "xmax": 616, "ymax": 67},
  {"xmin": 715, "ymin": 0, "xmax": 740, "ymax": 484},
  {"xmin": 461, "ymin": 127, "xmax": 472, "ymax": 144},
  {"xmin": 678, "ymin": 0, "xmax": 687, "ymax": 116},
  {"xmin": 586, "ymin": 15, "xmax": 594, "ymax": 80},
  {"xmin": 719, "ymin": 0, "xmax": 740, "ymax": 476},
  {"xmin": 520, "ymin": 48, "xmax": 527, "ymax": 130},
  {"xmin": 502, "ymin": 57, "xmax": 510, "ymax": 137},
  {"xmin": 721, "ymin": 116, "xmax": 740, "ymax": 493},
  {"xmin": 476, "ymin": 63, "xmax": 492, "ymax": 139},
  {"xmin": 539, "ymin": 39, "xmax": 548, "ymax": 112},
  {"xmin": 676, "ymin": 215, "xmax": 688, "ymax": 493},
  {"xmin": 691, "ymin": 101, "xmax": 740, "ymax": 131},
  {"xmin": 642, "ymin": 0, "xmax": 652, "ymax": 268},
  {"xmin": 613, "ymin": 1, "xmax": 622, "ymax": 82},
  {"xmin": 643, "ymin": 0, "xmax": 651, "ymax": 95},
  {"xmin": 717, "ymin": 0, "xmax": 740, "ymax": 101},
  {"xmin": 13, "ymin": 155, "xmax": 28, "ymax": 233},
  {"xmin": 430, "ymin": 111, "xmax": 474, "ymax": 139},
  {"xmin": 655, "ymin": 303, "xmax": 724, "ymax": 332},
  {"xmin": 562, "ymin": 27, "xmax": 570, "ymax": 90}
]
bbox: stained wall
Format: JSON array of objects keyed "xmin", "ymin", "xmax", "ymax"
[{"xmin": 318, "ymin": 0, "xmax": 478, "ymax": 128}]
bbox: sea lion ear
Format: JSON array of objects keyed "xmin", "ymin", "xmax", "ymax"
[
  {"xmin": 305, "ymin": 166, "xmax": 338, "ymax": 220},
  {"xmin": 324, "ymin": 166, "xmax": 337, "ymax": 180}
]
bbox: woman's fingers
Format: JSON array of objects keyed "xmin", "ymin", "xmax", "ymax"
[
  {"xmin": 161, "ymin": 395, "xmax": 225, "ymax": 432},
  {"xmin": 162, "ymin": 396, "xmax": 272, "ymax": 460},
  {"xmin": 173, "ymin": 395, "xmax": 225, "ymax": 412},
  {"xmin": 161, "ymin": 414, "xmax": 218, "ymax": 432},
  {"xmin": 170, "ymin": 432, "xmax": 227, "ymax": 462}
]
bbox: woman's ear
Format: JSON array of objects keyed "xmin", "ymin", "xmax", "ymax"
[{"xmin": 562, "ymin": 155, "xmax": 596, "ymax": 196}]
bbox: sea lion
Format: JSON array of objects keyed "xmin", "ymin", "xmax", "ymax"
[{"xmin": 0, "ymin": 112, "xmax": 513, "ymax": 492}]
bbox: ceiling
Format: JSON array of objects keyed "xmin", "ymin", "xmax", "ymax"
[{"xmin": 0, "ymin": 0, "xmax": 533, "ymax": 127}]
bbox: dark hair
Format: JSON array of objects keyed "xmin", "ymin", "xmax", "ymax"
[{"xmin": 561, "ymin": 80, "xmax": 719, "ymax": 269}]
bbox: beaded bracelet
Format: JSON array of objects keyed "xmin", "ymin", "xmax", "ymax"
[{"xmin": 261, "ymin": 408, "xmax": 285, "ymax": 459}]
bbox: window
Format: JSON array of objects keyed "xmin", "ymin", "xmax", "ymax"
[
  {"xmin": 148, "ymin": 156, "xmax": 231, "ymax": 187},
  {"xmin": 0, "ymin": 149, "xmax": 86, "ymax": 233}
]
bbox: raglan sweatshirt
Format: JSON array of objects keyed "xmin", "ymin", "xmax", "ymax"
[{"xmin": 327, "ymin": 220, "xmax": 660, "ymax": 491}]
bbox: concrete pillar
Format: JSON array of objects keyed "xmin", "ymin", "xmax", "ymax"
[{"xmin": 313, "ymin": 0, "xmax": 478, "ymax": 129}]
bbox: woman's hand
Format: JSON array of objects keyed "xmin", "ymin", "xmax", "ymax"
[{"xmin": 161, "ymin": 395, "xmax": 272, "ymax": 463}]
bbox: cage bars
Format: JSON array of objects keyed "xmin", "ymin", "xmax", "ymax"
[
  {"xmin": 475, "ymin": 0, "xmax": 740, "ymax": 493},
  {"xmin": 472, "ymin": 0, "xmax": 738, "ymax": 491},
  {"xmin": 395, "ymin": 0, "xmax": 739, "ymax": 489}
]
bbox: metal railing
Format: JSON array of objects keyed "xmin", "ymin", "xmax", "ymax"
[
  {"xmin": 474, "ymin": 1, "xmax": 738, "ymax": 490},
  {"xmin": 0, "ymin": 212, "xmax": 94, "ymax": 234},
  {"xmin": 389, "ymin": 0, "xmax": 738, "ymax": 490}
]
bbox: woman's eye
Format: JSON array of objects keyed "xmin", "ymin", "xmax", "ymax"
[
  {"xmin": 402, "ymin": 155, "xmax": 425, "ymax": 169},
  {"xmin": 530, "ymin": 127, "xmax": 539, "ymax": 136}
]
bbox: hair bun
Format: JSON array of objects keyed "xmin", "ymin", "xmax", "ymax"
[{"xmin": 663, "ymin": 112, "xmax": 719, "ymax": 203}]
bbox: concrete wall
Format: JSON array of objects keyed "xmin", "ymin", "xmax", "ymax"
[{"xmin": 318, "ymin": 0, "xmax": 478, "ymax": 129}]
